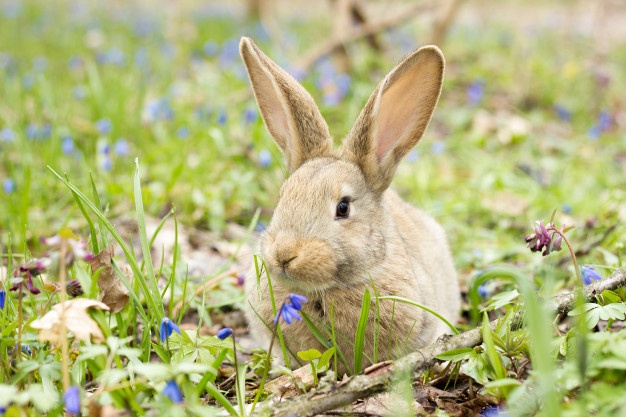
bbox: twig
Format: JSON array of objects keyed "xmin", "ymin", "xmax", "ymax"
[
  {"xmin": 297, "ymin": 3, "xmax": 433, "ymax": 71},
  {"xmin": 260, "ymin": 267, "xmax": 626, "ymax": 417}
]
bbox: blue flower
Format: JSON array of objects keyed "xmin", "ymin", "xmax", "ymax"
[
  {"xmin": 143, "ymin": 98, "xmax": 174, "ymax": 123},
  {"xmin": 406, "ymin": 149, "xmax": 419, "ymax": 163},
  {"xmin": 467, "ymin": 79, "xmax": 485, "ymax": 105},
  {"xmin": 203, "ymin": 40, "xmax": 219, "ymax": 57},
  {"xmin": 0, "ymin": 127, "xmax": 15, "ymax": 142},
  {"xmin": 217, "ymin": 110, "xmax": 227, "ymax": 125},
  {"xmin": 63, "ymin": 386, "xmax": 81, "ymax": 415},
  {"xmin": 114, "ymin": 139, "xmax": 129, "ymax": 156},
  {"xmin": 0, "ymin": 289, "xmax": 5, "ymax": 309},
  {"xmin": 176, "ymin": 126, "xmax": 189, "ymax": 139},
  {"xmin": 216, "ymin": 327, "xmax": 233, "ymax": 340},
  {"xmin": 95, "ymin": 118, "xmax": 112, "ymax": 135},
  {"xmin": 598, "ymin": 110, "xmax": 611, "ymax": 131},
  {"xmin": 160, "ymin": 317, "xmax": 181, "ymax": 342},
  {"xmin": 3, "ymin": 178, "xmax": 15, "ymax": 194},
  {"xmin": 581, "ymin": 266, "xmax": 602, "ymax": 286},
  {"xmin": 72, "ymin": 85, "xmax": 87, "ymax": 100},
  {"xmin": 243, "ymin": 107, "xmax": 258, "ymax": 125},
  {"xmin": 477, "ymin": 284, "xmax": 489, "ymax": 298},
  {"xmin": 162, "ymin": 379, "xmax": 183, "ymax": 403},
  {"xmin": 553, "ymin": 104, "xmax": 572, "ymax": 122},
  {"xmin": 258, "ymin": 149, "xmax": 272, "ymax": 167},
  {"xmin": 62, "ymin": 136, "xmax": 74, "ymax": 155},
  {"xmin": 274, "ymin": 294, "xmax": 308, "ymax": 325},
  {"xmin": 431, "ymin": 141, "xmax": 445, "ymax": 155}
]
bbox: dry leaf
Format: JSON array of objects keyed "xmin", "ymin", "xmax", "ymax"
[
  {"xmin": 265, "ymin": 364, "xmax": 316, "ymax": 399},
  {"xmin": 31, "ymin": 298, "xmax": 110, "ymax": 345},
  {"xmin": 90, "ymin": 245, "xmax": 129, "ymax": 313}
]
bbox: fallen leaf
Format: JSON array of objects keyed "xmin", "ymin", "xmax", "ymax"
[
  {"xmin": 90, "ymin": 245, "xmax": 129, "ymax": 313},
  {"xmin": 265, "ymin": 364, "xmax": 315, "ymax": 399},
  {"xmin": 31, "ymin": 298, "xmax": 110, "ymax": 345}
]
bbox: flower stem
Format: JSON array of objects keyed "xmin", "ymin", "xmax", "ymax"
[
  {"xmin": 231, "ymin": 333, "xmax": 244, "ymax": 417},
  {"xmin": 551, "ymin": 229, "xmax": 581, "ymax": 283},
  {"xmin": 250, "ymin": 324, "xmax": 278, "ymax": 415},
  {"xmin": 59, "ymin": 241, "xmax": 70, "ymax": 392}
]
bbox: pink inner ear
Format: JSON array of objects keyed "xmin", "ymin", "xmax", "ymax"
[{"xmin": 375, "ymin": 58, "xmax": 441, "ymax": 162}]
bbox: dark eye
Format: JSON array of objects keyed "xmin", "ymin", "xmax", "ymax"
[{"xmin": 336, "ymin": 199, "xmax": 350, "ymax": 219}]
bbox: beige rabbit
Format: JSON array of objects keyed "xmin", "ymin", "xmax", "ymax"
[{"xmin": 240, "ymin": 37, "xmax": 459, "ymax": 374}]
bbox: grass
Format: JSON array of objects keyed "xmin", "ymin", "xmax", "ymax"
[{"xmin": 1, "ymin": 0, "xmax": 626, "ymax": 415}]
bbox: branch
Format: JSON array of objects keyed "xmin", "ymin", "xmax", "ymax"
[
  {"xmin": 261, "ymin": 267, "xmax": 626, "ymax": 417},
  {"xmin": 297, "ymin": 3, "xmax": 433, "ymax": 71}
]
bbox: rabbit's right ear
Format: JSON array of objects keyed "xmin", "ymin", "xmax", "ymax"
[{"xmin": 240, "ymin": 37, "xmax": 333, "ymax": 173}]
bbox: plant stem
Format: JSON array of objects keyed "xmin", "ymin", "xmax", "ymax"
[
  {"xmin": 551, "ymin": 229, "xmax": 581, "ymax": 282},
  {"xmin": 250, "ymin": 324, "xmax": 278, "ymax": 415},
  {"xmin": 231, "ymin": 333, "xmax": 244, "ymax": 417},
  {"xmin": 17, "ymin": 288, "xmax": 23, "ymax": 365},
  {"xmin": 59, "ymin": 241, "xmax": 70, "ymax": 392}
]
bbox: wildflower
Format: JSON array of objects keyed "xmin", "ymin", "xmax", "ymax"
[
  {"xmin": 66, "ymin": 280, "xmax": 84, "ymax": 297},
  {"xmin": 162, "ymin": 379, "xmax": 183, "ymax": 403},
  {"xmin": 274, "ymin": 293, "xmax": 308, "ymax": 325},
  {"xmin": 160, "ymin": 317, "xmax": 181, "ymax": 342},
  {"xmin": 72, "ymin": 85, "xmax": 87, "ymax": 100},
  {"xmin": 0, "ymin": 127, "xmax": 15, "ymax": 142},
  {"xmin": 217, "ymin": 327, "xmax": 233, "ymax": 340},
  {"xmin": 406, "ymin": 149, "xmax": 419, "ymax": 163},
  {"xmin": 258, "ymin": 149, "xmax": 272, "ymax": 167},
  {"xmin": 581, "ymin": 266, "xmax": 602, "ymax": 286},
  {"xmin": 113, "ymin": 139, "xmax": 129, "ymax": 156},
  {"xmin": 3, "ymin": 178, "xmax": 15, "ymax": 194},
  {"xmin": 243, "ymin": 107, "xmax": 257, "ymax": 125},
  {"xmin": 477, "ymin": 284, "xmax": 489, "ymax": 297},
  {"xmin": 236, "ymin": 273, "xmax": 245, "ymax": 286},
  {"xmin": 597, "ymin": 110, "xmax": 611, "ymax": 131},
  {"xmin": 25, "ymin": 123, "xmax": 40, "ymax": 140},
  {"xmin": 431, "ymin": 141, "xmax": 445, "ymax": 155},
  {"xmin": 10, "ymin": 260, "xmax": 48, "ymax": 295},
  {"xmin": 217, "ymin": 110, "xmax": 227, "ymax": 125},
  {"xmin": 142, "ymin": 98, "xmax": 174, "ymax": 123},
  {"xmin": 203, "ymin": 40, "xmax": 219, "ymax": 57},
  {"xmin": 41, "ymin": 231, "xmax": 95, "ymax": 269},
  {"xmin": 62, "ymin": 135, "xmax": 74, "ymax": 155},
  {"xmin": 95, "ymin": 118, "xmax": 112, "ymax": 135},
  {"xmin": 524, "ymin": 220, "xmax": 566, "ymax": 256},
  {"xmin": 63, "ymin": 386, "xmax": 81, "ymax": 415},
  {"xmin": 176, "ymin": 126, "xmax": 189, "ymax": 139},
  {"xmin": 0, "ymin": 289, "xmax": 5, "ymax": 309},
  {"xmin": 467, "ymin": 79, "xmax": 485, "ymax": 105},
  {"xmin": 553, "ymin": 104, "xmax": 572, "ymax": 122}
]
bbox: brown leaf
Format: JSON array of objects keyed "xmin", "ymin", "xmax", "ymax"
[
  {"xmin": 90, "ymin": 245, "xmax": 129, "ymax": 313},
  {"xmin": 31, "ymin": 298, "xmax": 110, "ymax": 345},
  {"xmin": 265, "ymin": 365, "xmax": 316, "ymax": 400}
]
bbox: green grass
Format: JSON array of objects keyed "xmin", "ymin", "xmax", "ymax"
[{"xmin": 1, "ymin": 0, "xmax": 626, "ymax": 415}]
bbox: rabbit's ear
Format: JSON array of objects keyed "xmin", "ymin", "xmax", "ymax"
[
  {"xmin": 341, "ymin": 46, "xmax": 444, "ymax": 193},
  {"xmin": 240, "ymin": 37, "xmax": 333, "ymax": 173}
]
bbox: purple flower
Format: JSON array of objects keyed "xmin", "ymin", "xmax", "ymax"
[
  {"xmin": 467, "ymin": 80, "xmax": 485, "ymax": 105},
  {"xmin": 62, "ymin": 135, "xmax": 74, "ymax": 155},
  {"xmin": 581, "ymin": 266, "xmax": 602, "ymax": 286},
  {"xmin": 114, "ymin": 139, "xmax": 129, "ymax": 156},
  {"xmin": 162, "ymin": 379, "xmax": 183, "ymax": 403},
  {"xmin": 66, "ymin": 280, "xmax": 84, "ymax": 297},
  {"xmin": 41, "ymin": 232, "xmax": 95, "ymax": 265},
  {"xmin": 216, "ymin": 327, "xmax": 233, "ymax": 340},
  {"xmin": 0, "ymin": 289, "xmax": 5, "ymax": 309},
  {"xmin": 10, "ymin": 260, "xmax": 48, "ymax": 295},
  {"xmin": 258, "ymin": 149, "xmax": 272, "ymax": 167},
  {"xmin": 95, "ymin": 118, "xmax": 112, "ymax": 135},
  {"xmin": 63, "ymin": 386, "xmax": 81, "ymax": 415},
  {"xmin": 160, "ymin": 317, "xmax": 181, "ymax": 342},
  {"xmin": 274, "ymin": 293, "xmax": 308, "ymax": 325},
  {"xmin": 3, "ymin": 178, "xmax": 15, "ymax": 194},
  {"xmin": 524, "ymin": 220, "xmax": 566, "ymax": 256}
]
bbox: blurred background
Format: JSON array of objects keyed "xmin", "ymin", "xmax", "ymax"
[{"xmin": 1, "ymin": 0, "xmax": 625, "ymax": 286}]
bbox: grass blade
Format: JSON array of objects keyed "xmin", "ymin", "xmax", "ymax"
[{"xmin": 353, "ymin": 289, "xmax": 371, "ymax": 374}]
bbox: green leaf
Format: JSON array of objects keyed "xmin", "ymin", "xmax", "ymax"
[
  {"xmin": 436, "ymin": 347, "xmax": 476, "ymax": 362},
  {"xmin": 354, "ymin": 289, "xmax": 371, "ymax": 373},
  {"xmin": 484, "ymin": 289, "xmax": 520, "ymax": 311},
  {"xmin": 318, "ymin": 347, "xmax": 336, "ymax": 373},
  {"xmin": 297, "ymin": 349, "xmax": 322, "ymax": 362},
  {"xmin": 600, "ymin": 290, "xmax": 622, "ymax": 305},
  {"xmin": 482, "ymin": 313, "xmax": 506, "ymax": 380}
]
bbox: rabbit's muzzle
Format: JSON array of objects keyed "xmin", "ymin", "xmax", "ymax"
[{"xmin": 263, "ymin": 232, "xmax": 338, "ymax": 292}]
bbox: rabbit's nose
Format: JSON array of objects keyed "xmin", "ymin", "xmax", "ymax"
[{"xmin": 278, "ymin": 255, "xmax": 297, "ymax": 269}]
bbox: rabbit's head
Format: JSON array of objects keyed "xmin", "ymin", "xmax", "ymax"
[{"xmin": 240, "ymin": 37, "xmax": 444, "ymax": 294}]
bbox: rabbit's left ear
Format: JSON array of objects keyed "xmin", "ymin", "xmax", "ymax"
[
  {"xmin": 341, "ymin": 46, "xmax": 444, "ymax": 193},
  {"xmin": 240, "ymin": 37, "xmax": 333, "ymax": 173}
]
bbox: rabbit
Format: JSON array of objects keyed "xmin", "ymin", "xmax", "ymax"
[{"xmin": 239, "ymin": 37, "xmax": 460, "ymax": 375}]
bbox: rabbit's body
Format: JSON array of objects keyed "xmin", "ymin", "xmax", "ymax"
[{"xmin": 240, "ymin": 37, "xmax": 460, "ymax": 373}]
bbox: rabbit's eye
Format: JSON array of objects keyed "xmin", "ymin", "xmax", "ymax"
[{"xmin": 336, "ymin": 199, "xmax": 350, "ymax": 219}]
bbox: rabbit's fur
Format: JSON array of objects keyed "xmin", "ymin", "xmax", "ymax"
[{"xmin": 240, "ymin": 37, "xmax": 460, "ymax": 374}]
